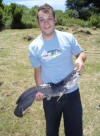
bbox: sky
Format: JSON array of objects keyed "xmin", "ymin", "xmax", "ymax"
[{"xmin": 3, "ymin": 0, "xmax": 67, "ymax": 11}]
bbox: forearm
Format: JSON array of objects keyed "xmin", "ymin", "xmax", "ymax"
[
  {"xmin": 34, "ymin": 67, "xmax": 44, "ymax": 101},
  {"xmin": 34, "ymin": 67, "xmax": 43, "ymax": 86}
]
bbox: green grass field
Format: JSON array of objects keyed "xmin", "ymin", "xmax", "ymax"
[{"xmin": 0, "ymin": 26, "xmax": 100, "ymax": 136}]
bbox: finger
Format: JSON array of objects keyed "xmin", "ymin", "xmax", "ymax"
[
  {"xmin": 35, "ymin": 93, "xmax": 44, "ymax": 101},
  {"xmin": 75, "ymin": 63, "xmax": 79, "ymax": 71},
  {"xmin": 79, "ymin": 65, "xmax": 84, "ymax": 72},
  {"xmin": 77, "ymin": 64, "xmax": 84, "ymax": 72}
]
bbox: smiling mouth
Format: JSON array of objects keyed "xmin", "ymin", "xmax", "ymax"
[{"xmin": 44, "ymin": 27, "xmax": 51, "ymax": 30}]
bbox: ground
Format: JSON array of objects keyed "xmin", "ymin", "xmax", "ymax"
[{"xmin": 0, "ymin": 26, "xmax": 100, "ymax": 136}]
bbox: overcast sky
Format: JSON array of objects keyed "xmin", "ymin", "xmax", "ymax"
[{"xmin": 3, "ymin": 0, "xmax": 66, "ymax": 11}]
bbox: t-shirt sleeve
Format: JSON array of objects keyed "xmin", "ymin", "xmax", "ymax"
[
  {"xmin": 29, "ymin": 45, "xmax": 41, "ymax": 68},
  {"xmin": 71, "ymin": 34, "xmax": 83, "ymax": 56}
]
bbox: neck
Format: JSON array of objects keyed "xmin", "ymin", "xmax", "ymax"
[{"xmin": 42, "ymin": 30, "xmax": 55, "ymax": 40}]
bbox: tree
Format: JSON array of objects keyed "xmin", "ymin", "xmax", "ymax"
[
  {"xmin": 55, "ymin": 10, "xmax": 67, "ymax": 25},
  {"xmin": 0, "ymin": 7, "xmax": 3, "ymax": 29},
  {"xmin": 65, "ymin": 9, "xmax": 79, "ymax": 18},
  {"xmin": 65, "ymin": 0, "xmax": 100, "ymax": 19},
  {"xmin": 0, "ymin": 0, "xmax": 4, "ymax": 29},
  {"xmin": 0, "ymin": 0, "xmax": 3, "ymax": 8},
  {"xmin": 11, "ymin": 6, "xmax": 23, "ymax": 29},
  {"xmin": 66, "ymin": 0, "xmax": 100, "ymax": 10},
  {"xmin": 30, "ymin": 6, "xmax": 38, "ymax": 17},
  {"xmin": 92, "ymin": 0, "xmax": 100, "ymax": 8},
  {"xmin": 9, "ymin": 3, "xmax": 17, "ymax": 14}
]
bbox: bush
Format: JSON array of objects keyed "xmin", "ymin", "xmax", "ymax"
[
  {"xmin": 11, "ymin": 7, "xmax": 23, "ymax": 29},
  {"xmin": 9, "ymin": 3, "xmax": 17, "ymax": 14},
  {"xmin": 65, "ymin": 9, "xmax": 79, "ymax": 18},
  {"xmin": 3, "ymin": 15, "xmax": 12, "ymax": 29},
  {"xmin": 2, "ymin": 5, "xmax": 13, "ymax": 28},
  {"xmin": 62, "ymin": 17, "xmax": 88, "ymax": 27},
  {"xmin": 89, "ymin": 14, "xmax": 100, "ymax": 28},
  {"xmin": 22, "ymin": 9, "xmax": 38, "ymax": 28},
  {"xmin": 0, "ymin": 7, "xmax": 3, "ymax": 29},
  {"xmin": 55, "ymin": 10, "xmax": 67, "ymax": 26},
  {"xmin": 22, "ymin": 21, "xmax": 39, "ymax": 28},
  {"xmin": 30, "ymin": 6, "xmax": 38, "ymax": 17},
  {"xmin": 80, "ymin": 8, "xmax": 91, "ymax": 20}
]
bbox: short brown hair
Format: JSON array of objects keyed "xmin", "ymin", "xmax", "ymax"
[{"xmin": 37, "ymin": 4, "xmax": 55, "ymax": 19}]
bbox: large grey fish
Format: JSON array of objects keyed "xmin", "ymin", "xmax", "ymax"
[{"xmin": 14, "ymin": 70, "xmax": 79, "ymax": 117}]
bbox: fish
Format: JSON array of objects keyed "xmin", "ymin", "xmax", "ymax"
[{"xmin": 14, "ymin": 70, "xmax": 79, "ymax": 117}]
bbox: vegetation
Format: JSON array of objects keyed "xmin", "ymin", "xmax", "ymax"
[
  {"xmin": 66, "ymin": 0, "xmax": 100, "ymax": 16},
  {"xmin": 0, "ymin": 7, "xmax": 3, "ymax": 29},
  {"xmin": 0, "ymin": 0, "xmax": 4, "ymax": 29},
  {"xmin": 0, "ymin": 0, "xmax": 99, "ymax": 29},
  {"xmin": 65, "ymin": 0, "xmax": 100, "ymax": 27}
]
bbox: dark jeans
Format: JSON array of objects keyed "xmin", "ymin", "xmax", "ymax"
[{"xmin": 43, "ymin": 89, "xmax": 83, "ymax": 136}]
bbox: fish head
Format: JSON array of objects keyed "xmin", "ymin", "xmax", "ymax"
[{"xmin": 64, "ymin": 71, "xmax": 79, "ymax": 90}]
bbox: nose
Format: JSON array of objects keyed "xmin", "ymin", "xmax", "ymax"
[
  {"xmin": 44, "ymin": 20, "xmax": 50, "ymax": 28},
  {"xmin": 44, "ymin": 19, "xmax": 49, "ymax": 25}
]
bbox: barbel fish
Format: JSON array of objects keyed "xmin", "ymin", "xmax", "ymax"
[{"xmin": 14, "ymin": 70, "xmax": 79, "ymax": 117}]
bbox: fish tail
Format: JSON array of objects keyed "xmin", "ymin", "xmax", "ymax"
[
  {"xmin": 14, "ymin": 105, "xmax": 23, "ymax": 117},
  {"xmin": 14, "ymin": 88, "xmax": 37, "ymax": 117}
]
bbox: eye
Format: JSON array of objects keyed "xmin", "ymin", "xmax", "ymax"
[
  {"xmin": 39, "ymin": 19, "xmax": 44, "ymax": 22},
  {"xmin": 48, "ymin": 17, "xmax": 53, "ymax": 20}
]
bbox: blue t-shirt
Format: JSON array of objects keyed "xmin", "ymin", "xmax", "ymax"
[{"xmin": 29, "ymin": 30, "xmax": 83, "ymax": 94}]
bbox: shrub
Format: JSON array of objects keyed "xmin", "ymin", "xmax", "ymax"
[
  {"xmin": 63, "ymin": 17, "xmax": 88, "ymax": 27},
  {"xmin": 22, "ymin": 21, "xmax": 39, "ymax": 28},
  {"xmin": 65, "ymin": 9, "xmax": 79, "ymax": 18},
  {"xmin": 9, "ymin": 3, "xmax": 17, "ymax": 14},
  {"xmin": 2, "ymin": 5, "xmax": 12, "ymax": 28},
  {"xmin": 3, "ymin": 15, "xmax": 12, "ymax": 29},
  {"xmin": 80, "ymin": 8, "xmax": 91, "ymax": 20},
  {"xmin": 22, "ymin": 10, "xmax": 38, "ymax": 28},
  {"xmin": 0, "ymin": 7, "xmax": 3, "ymax": 29},
  {"xmin": 56, "ymin": 17, "xmax": 68, "ymax": 26},
  {"xmin": 30, "ymin": 6, "xmax": 38, "ymax": 17},
  {"xmin": 89, "ymin": 14, "xmax": 100, "ymax": 28},
  {"xmin": 55, "ymin": 10, "xmax": 68, "ymax": 25},
  {"xmin": 11, "ymin": 7, "xmax": 23, "ymax": 29}
]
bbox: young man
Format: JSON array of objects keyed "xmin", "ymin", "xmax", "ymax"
[{"xmin": 29, "ymin": 4, "xmax": 86, "ymax": 136}]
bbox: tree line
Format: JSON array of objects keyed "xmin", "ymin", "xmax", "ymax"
[{"xmin": 0, "ymin": 0, "xmax": 100, "ymax": 30}]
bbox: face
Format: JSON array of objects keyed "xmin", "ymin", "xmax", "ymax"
[{"xmin": 38, "ymin": 10, "xmax": 56, "ymax": 38}]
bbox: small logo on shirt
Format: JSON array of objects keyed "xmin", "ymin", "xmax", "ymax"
[{"xmin": 41, "ymin": 49, "xmax": 62, "ymax": 59}]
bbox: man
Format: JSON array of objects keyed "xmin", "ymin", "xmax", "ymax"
[{"xmin": 29, "ymin": 4, "xmax": 86, "ymax": 136}]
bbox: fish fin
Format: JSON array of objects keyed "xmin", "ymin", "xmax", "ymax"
[
  {"xmin": 57, "ymin": 89, "xmax": 67, "ymax": 102},
  {"xmin": 57, "ymin": 93, "xmax": 63, "ymax": 102}
]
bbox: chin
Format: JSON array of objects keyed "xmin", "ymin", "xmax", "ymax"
[{"xmin": 43, "ymin": 30, "xmax": 54, "ymax": 36}]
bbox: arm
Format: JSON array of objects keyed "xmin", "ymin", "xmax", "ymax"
[
  {"xmin": 75, "ymin": 51, "xmax": 86, "ymax": 72},
  {"xmin": 34, "ymin": 67, "xmax": 44, "ymax": 101},
  {"xmin": 34, "ymin": 67, "xmax": 43, "ymax": 86}
]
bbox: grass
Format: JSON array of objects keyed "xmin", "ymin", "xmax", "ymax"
[{"xmin": 0, "ymin": 26, "xmax": 100, "ymax": 136}]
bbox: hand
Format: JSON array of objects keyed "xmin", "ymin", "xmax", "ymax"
[
  {"xmin": 35, "ymin": 92, "xmax": 44, "ymax": 101},
  {"xmin": 75, "ymin": 58, "xmax": 85, "ymax": 72}
]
